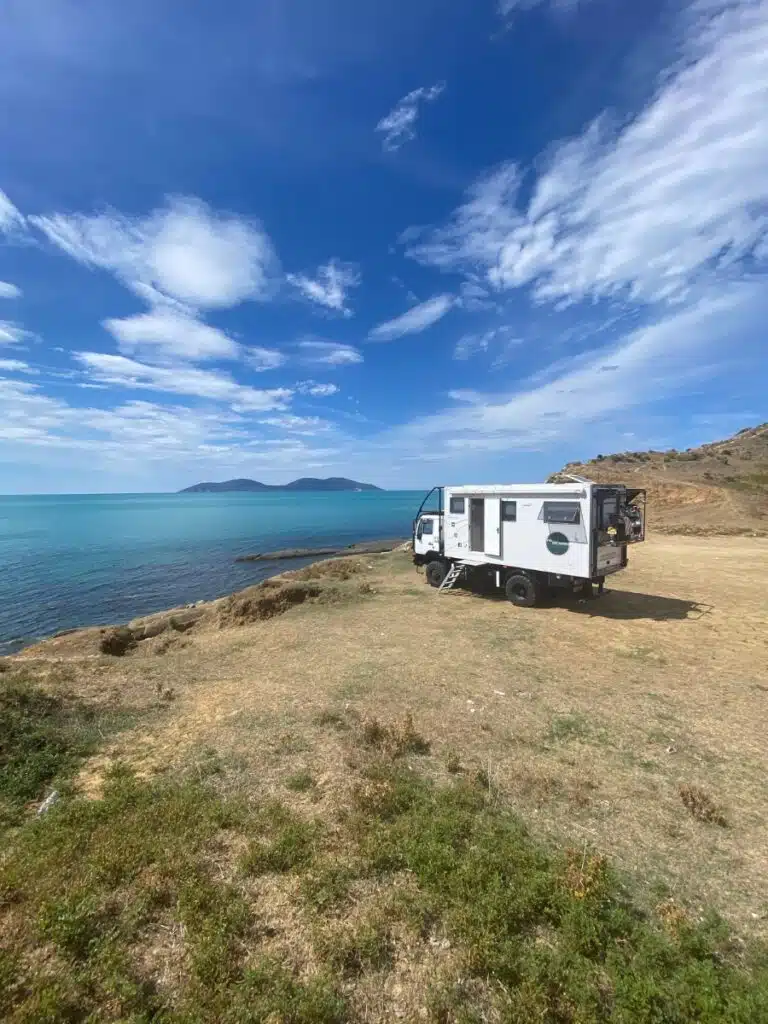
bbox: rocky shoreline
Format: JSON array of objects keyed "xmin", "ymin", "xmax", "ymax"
[
  {"xmin": 234, "ymin": 537, "xmax": 407, "ymax": 562},
  {"xmin": 8, "ymin": 540, "xmax": 412, "ymax": 660}
]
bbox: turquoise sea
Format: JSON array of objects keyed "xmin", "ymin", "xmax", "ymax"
[{"xmin": 0, "ymin": 491, "xmax": 423, "ymax": 653}]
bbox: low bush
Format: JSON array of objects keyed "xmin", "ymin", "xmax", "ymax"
[
  {"xmin": 1, "ymin": 757, "xmax": 765, "ymax": 1021},
  {"xmin": 679, "ymin": 783, "xmax": 728, "ymax": 827},
  {"xmin": 0, "ymin": 674, "xmax": 99, "ymax": 826},
  {"xmin": 348, "ymin": 766, "xmax": 768, "ymax": 1022}
]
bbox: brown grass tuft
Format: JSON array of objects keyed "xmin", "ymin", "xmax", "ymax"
[
  {"xmin": 289, "ymin": 557, "xmax": 369, "ymax": 582},
  {"xmin": 216, "ymin": 582, "xmax": 323, "ymax": 627},
  {"xmin": 563, "ymin": 846, "xmax": 609, "ymax": 900},
  {"xmin": 359, "ymin": 713, "xmax": 431, "ymax": 759},
  {"xmin": 678, "ymin": 783, "xmax": 728, "ymax": 827},
  {"xmin": 657, "ymin": 897, "xmax": 690, "ymax": 937}
]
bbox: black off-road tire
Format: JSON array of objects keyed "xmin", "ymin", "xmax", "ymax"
[
  {"xmin": 505, "ymin": 573, "xmax": 539, "ymax": 607},
  {"xmin": 426, "ymin": 560, "xmax": 448, "ymax": 588}
]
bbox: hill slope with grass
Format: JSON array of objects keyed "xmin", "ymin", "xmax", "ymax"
[
  {"xmin": 3, "ymin": 537, "xmax": 768, "ymax": 1020},
  {"xmin": 549, "ymin": 423, "xmax": 768, "ymax": 535}
]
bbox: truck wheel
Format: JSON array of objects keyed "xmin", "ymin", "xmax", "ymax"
[
  {"xmin": 505, "ymin": 573, "xmax": 538, "ymax": 607},
  {"xmin": 426, "ymin": 560, "xmax": 448, "ymax": 588}
]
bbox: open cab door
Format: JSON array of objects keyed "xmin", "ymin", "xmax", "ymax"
[{"xmin": 625, "ymin": 489, "xmax": 647, "ymax": 542}]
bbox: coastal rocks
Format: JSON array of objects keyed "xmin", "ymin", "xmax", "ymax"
[
  {"xmin": 234, "ymin": 538, "xmax": 407, "ymax": 563},
  {"xmin": 236, "ymin": 547, "xmax": 338, "ymax": 562},
  {"xmin": 99, "ymin": 627, "xmax": 136, "ymax": 657},
  {"xmin": 99, "ymin": 607, "xmax": 207, "ymax": 656},
  {"xmin": 129, "ymin": 607, "xmax": 205, "ymax": 641}
]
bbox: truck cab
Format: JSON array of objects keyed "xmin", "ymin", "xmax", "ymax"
[
  {"xmin": 414, "ymin": 512, "xmax": 442, "ymax": 560},
  {"xmin": 412, "ymin": 486, "xmax": 444, "ymax": 565}
]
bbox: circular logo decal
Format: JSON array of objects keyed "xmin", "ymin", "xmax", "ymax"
[{"xmin": 546, "ymin": 531, "xmax": 569, "ymax": 555}]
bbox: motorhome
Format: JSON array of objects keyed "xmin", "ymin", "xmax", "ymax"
[{"xmin": 412, "ymin": 480, "xmax": 645, "ymax": 605}]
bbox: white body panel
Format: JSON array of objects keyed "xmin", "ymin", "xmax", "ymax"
[{"xmin": 443, "ymin": 483, "xmax": 594, "ymax": 578}]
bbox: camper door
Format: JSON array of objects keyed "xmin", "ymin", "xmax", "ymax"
[{"xmin": 467, "ymin": 496, "xmax": 502, "ymax": 559}]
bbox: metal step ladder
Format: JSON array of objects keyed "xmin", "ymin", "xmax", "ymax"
[{"xmin": 438, "ymin": 561, "xmax": 468, "ymax": 592}]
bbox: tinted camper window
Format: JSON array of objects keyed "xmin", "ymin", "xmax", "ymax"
[
  {"xmin": 449, "ymin": 497, "xmax": 466, "ymax": 514},
  {"xmin": 543, "ymin": 501, "xmax": 581, "ymax": 524},
  {"xmin": 501, "ymin": 500, "xmax": 517, "ymax": 522}
]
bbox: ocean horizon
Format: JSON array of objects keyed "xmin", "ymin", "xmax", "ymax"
[{"xmin": 0, "ymin": 490, "xmax": 423, "ymax": 654}]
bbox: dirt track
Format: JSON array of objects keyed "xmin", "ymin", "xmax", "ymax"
[{"xmin": 14, "ymin": 535, "xmax": 768, "ymax": 935}]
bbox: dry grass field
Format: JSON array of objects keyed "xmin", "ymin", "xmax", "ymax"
[{"xmin": 3, "ymin": 535, "xmax": 768, "ymax": 1021}]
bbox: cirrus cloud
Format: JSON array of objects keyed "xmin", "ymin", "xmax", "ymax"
[
  {"xmin": 409, "ymin": 0, "xmax": 768, "ymax": 308},
  {"xmin": 0, "ymin": 281, "xmax": 22, "ymax": 299},
  {"xmin": 0, "ymin": 322, "xmax": 30, "ymax": 346},
  {"xmin": 295, "ymin": 380, "xmax": 340, "ymax": 397},
  {"xmin": 297, "ymin": 339, "xmax": 363, "ymax": 365},
  {"xmin": 0, "ymin": 189, "xmax": 24, "ymax": 235},
  {"xmin": 287, "ymin": 259, "xmax": 361, "ymax": 316},
  {"xmin": 368, "ymin": 294, "xmax": 454, "ymax": 341},
  {"xmin": 375, "ymin": 82, "xmax": 445, "ymax": 152},
  {"xmin": 75, "ymin": 352, "xmax": 292, "ymax": 410},
  {"xmin": 103, "ymin": 307, "xmax": 242, "ymax": 363}
]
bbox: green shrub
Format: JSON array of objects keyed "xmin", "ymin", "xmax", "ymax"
[
  {"xmin": 351, "ymin": 767, "xmax": 768, "ymax": 1023},
  {"xmin": 240, "ymin": 804, "xmax": 320, "ymax": 875},
  {"xmin": 2, "ymin": 753, "xmax": 766, "ymax": 1022},
  {"xmin": 286, "ymin": 769, "xmax": 315, "ymax": 792},
  {"xmin": 0, "ymin": 675, "xmax": 99, "ymax": 825}
]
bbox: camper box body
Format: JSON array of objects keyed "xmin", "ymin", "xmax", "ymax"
[{"xmin": 412, "ymin": 481, "xmax": 645, "ymax": 603}]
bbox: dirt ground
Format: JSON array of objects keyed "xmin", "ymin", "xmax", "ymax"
[{"xmin": 14, "ymin": 535, "xmax": 768, "ymax": 937}]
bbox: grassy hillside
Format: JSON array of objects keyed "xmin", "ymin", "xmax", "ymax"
[
  {"xmin": 3, "ymin": 541, "xmax": 768, "ymax": 1020},
  {"xmin": 550, "ymin": 423, "xmax": 768, "ymax": 535}
]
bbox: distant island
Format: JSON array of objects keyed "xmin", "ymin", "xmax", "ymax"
[{"xmin": 179, "ymin": 477, "xmax": 382, "ymax": 494}]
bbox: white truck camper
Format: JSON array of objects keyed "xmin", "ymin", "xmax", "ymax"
[{"xmin": 412, "ymin": 480, "xmax": 646, "ymax": 606}]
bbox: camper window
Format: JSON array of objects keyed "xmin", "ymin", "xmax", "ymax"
[
  {"xmin": 501, "ymin": 500, "xmax": 517, "ymax": 522},
  {"xmin": 421, "ymin": 519, "xmax": 434, "ymax": 535},
  {"xmin": 543, "ymin": 501, "xmax": 581, "ymax": 525},
  {"xmin": 449, "ymin": 496, "xmax": 465, "ymax": 514}
]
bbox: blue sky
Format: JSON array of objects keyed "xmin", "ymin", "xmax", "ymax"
[{"xmin": 1, "ymin": 0, "xmax": 767, "ymax": 493}]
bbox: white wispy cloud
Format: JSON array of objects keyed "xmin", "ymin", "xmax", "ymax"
[
  {"xmin": 383, "ymin": 282, "xmax": 766, "ymax": 452},
  {"xmin": 0, "ymin": 322, "xmax": 29, "ymax": 346},
  {"xmin": 453, "ymin": 325, "xmax": 523, "ymax": 362},
  {"xmin": 295, "ymin": 380, "xmax": 340, "ymax": 397},
  {"xmin": 457, "ymin": 280, "xmax": 495, "ymax": 312},
  {"xmin": 497, "ymin": 0, "xmax": 580, "ymax": 19},
  {"xmin": 297, "ymin": 340, "xmax": 363, "ymax": 365},
  {"xmin": 375, "ymin": 82, "xmax": 445, "ymax": 152},
  {"xmin": 0, "ymin": 281, "xmax": 22, "ymax": 299},
  {"xmin": 368, "ymin": 294, "xmax": 454, "ymax": 341},
  {"xmin": 75, "ymin": 352, "xmax": 292, "ymax": 410},
  {"xmin": 287, "ymin": 259, "xmax": 361, "ymax": 316},
  {"xmin": 0, "ymin": 189, "xmax": 24, "ymax": 235},
  {"xmin": 410, "ymin": 1, "xmax": 768, "ymax": 308},
  {"xmin": 0, "ymin": 376, "xmax": 346, "ymax": 489},
  {"xmin": 103, "ymin": 307, "xmax": 242, "ymax": 363},
  {"xmin": 32, "ymin": 196, "xmax": 279, "ymax": 310},
  {"xmin": 259, "ymin": 414, "xmax": 330, "ymax": 433},
  {"xmin": 0, "ymin": 358, "xmax": 32, "ymax": 373},
  {"xmin": 242, "ymin": 346, "xmax": 287, "ymax": 371}
]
